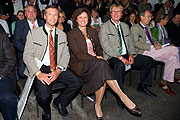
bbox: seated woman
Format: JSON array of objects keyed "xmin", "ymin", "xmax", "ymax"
[
  {"xmin": 90, "ymin": 8, "xmax": 103, "ymax": 33},
  {"xmin": 126, "ymin": 11, "xmax": 137, "ymax": 28},
  {"xmin": 67, "ymin": 8, "xmax": 142, "ymax": 120},
  {"xmin": 11, "ymin": 10, "xmax": 25, "ymax": 35},
  {"xmin": 56, "ymin": 10, "xmax": 71, "ymax": 33},
  {"xmin": 151, "ymin": 14, "xmax": 180, "ymax": 88}
]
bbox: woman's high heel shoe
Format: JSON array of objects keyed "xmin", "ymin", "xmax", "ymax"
[
  {"xmin": 96, "ymin": 115, "xmax": 103, "ymax": 120},
  {"xmin": 94, "ymin": 105, "xmax": 103, "ymax": 120},
  {"xmin": 127, "ymin": 105, "xmax": 142, "ymax": 117}
]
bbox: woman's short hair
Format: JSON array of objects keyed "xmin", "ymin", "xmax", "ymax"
[
  {"xmin": 156, "ymin": 14, "xmax": 168, "ymax": 23},
  {"xmin": 16, "ymin": 10, "xmax": 24, "ymax": 21},
  {"xmin": 109, "ymin": 4, "xmax": 123, "ymax": 14},
  {"xmin": 91, "ymin": 8, "xmax": 99, "ymax": 19},
  {"xmin": 59, "ymin": 9, "xmax": 66, "ymax": 20},
  {"xmin": 72, "ymin": 8, "xmax": 91, "ymax": 27}
]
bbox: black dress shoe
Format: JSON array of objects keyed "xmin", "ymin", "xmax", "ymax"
[
  {"xmin": 137, "ymin": 85, "xmax": 157, "ymax": 97},
  {"xmin": 42, "ymin": 111, "xmax": 51, "ymax": 120},
  {"xmin": 116, "ymin": 98, "xmax": 125, "ymax": 109},
  {"xmin": 53, "ymin": 102, "xmax": 68, "ymax": 116}
]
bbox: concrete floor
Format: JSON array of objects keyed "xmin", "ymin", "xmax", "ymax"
[{"xmin": 1, "ymin": 67, "xmax": 180, "ymax": 120}]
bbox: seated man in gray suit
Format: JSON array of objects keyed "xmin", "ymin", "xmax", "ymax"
[
  {"xmin": 130, "ymin": 10, "xmax": 180, "ymax": 96},
  {"xmin": 99, "ymin": 4, "xmax": 156, "ymax": 108},
  {"xmin": 23, "ymin": 5, "xmax": 82, "ymax": 120}
]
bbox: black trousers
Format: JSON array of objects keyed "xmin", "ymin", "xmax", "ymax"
[
  {"xmin": 108, "ymin": 54, "xmax": 153, "ymax": 90},
  {"xmin": 34, "ymin": 65, "xmax": 82, "ymax": 114},
  {"xmin": 0, "ymin": 76, "xmax": 17, "ymax": 120}
]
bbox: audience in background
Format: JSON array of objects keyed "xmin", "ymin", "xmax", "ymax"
[
  {"xmin": 126, "ymin": 11, "xmax": 137, "ymax": 28},
  {"xmin": 159, "ymin": 0, "xmax": 174, "ymax": 20},
  {"xmin": 90, "ymin": 8, "xmax": 103, "ymax": 32},
  {"xmin": 12, "ymin": 0, "xmax": 24, "ymax": 21},
  {"xmin": 138, "ymin": 0, "xmax": 151, "ymax": 13},
  {"xmin": 154, "ymin": 0, "xmax": 164, "ymax": 14},
  {"xmin": 11, "ymin": 10, "xmax": 25, "ymax": 35},
  {"xmin": 56, "ymin": 10, "xmax": 71, "ymax": 33},
  {"xmin": 166, "ymin": 13, "xmax": 180, "ymax": 47}
]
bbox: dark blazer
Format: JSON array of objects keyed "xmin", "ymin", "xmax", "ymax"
[
  {"xmin": 67, "ymin": 27, "xmax": 103, "ymax": 76},
  {"xmin": 154, "ymin": 3, "xmax": 164, "ymax": 13},
  {"xmin": 13, "ymin": 19, "xmax": 44, "ymax": 53},
  {"xmin": 166, "ymin": 22, "xmax": 180, "ymax": 47},
  {"xmin": 62, "ymin": 22, "xmax": 71, "ymax": 33},
  {"xmin": 0, "ymin": 24, "xmax": 5, "ymax": 33},
  {"xmin": 13, "ymin": 19, "xmax": 44, "ymax": 76},
  {"xmin": 94, "ymin": 1, "xmax": 107, "ymax": 21},
  {"xmin": 58, "ymin": 0, "xmax": 76, "ymax": 19},
  {"xmin": 0, "ymin": 32, "xmax": 16, "ymax": 86},
  {"xmin": 126, "ymin": 21, "xmax": 136, "ymax": 29}
]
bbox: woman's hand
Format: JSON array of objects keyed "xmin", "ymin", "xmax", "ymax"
[{"xmin": 96, "ymin": 56, "xmax": 104, "ymax": 60}]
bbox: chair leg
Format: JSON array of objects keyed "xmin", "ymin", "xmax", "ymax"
[
  {"xmin": 129, "ymin": 69, "xmax": 132, "ymax": 86},
  {"xmin": 154, "ymin": 64, "xmax": 157, "ymax": 80},
  {"xmin": 70, "ymin": 102, "xmax": 73, "ymax": 109},
  {"xmin": 81, "ymin": 94, "xmax": 84, "ymax": 108},
  {"xmin": 160, "ymin": 64, "xmax": 164, "ymax": 79}
]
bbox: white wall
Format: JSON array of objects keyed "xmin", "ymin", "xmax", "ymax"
[{"xmin": 148, "ymin": 0, "xmax": 179, "ymax": 11}]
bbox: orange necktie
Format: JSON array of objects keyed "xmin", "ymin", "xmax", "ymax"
[{"xmin": 49, "ymin": 30, "xmax": 56, "ymax": 71}]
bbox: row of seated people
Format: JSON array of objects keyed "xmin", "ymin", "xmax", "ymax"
[
  {"xmin": 1, "ymin": 0, "xmax": 179, "ymax": 39},
  {"xmin": 1, "ymin": 3, "xmax": 180, "ymax": 120}
]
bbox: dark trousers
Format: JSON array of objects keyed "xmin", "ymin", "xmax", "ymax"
[
  {"xmin": 16, "ymin": 52, "xmax": 26, "ymax": 77},
  {"xmin": 0, "ymin": 76, "xmax": 17, "ymax": 120},
  {"xmin": 34, "ymin": 65, "xmax": 82, "ymax": 114},
  {"xmin": 108, "ymin": 54, "xmax": 153, "ymax": 90}
]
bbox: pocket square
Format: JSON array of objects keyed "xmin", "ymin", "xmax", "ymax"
[
  {"xmin": 59, "ymin": 42, "xmax": 65, "ymax": 45},
  {"xmin": 108, "ymin": 33, "xmax": 115, "ymax": 36},
  {"xmin": 139, "ymin": 35, "xmax": 142, "ymax": 38},
  {"xmin": 33, "ymin": 42, "xmax": 42, "ymax": 46}
]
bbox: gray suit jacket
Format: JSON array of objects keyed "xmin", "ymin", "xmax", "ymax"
[
  {"xmin": 23, "ymin": 26, "xmax": 70, "ymax": 77},
  {"xmin": 99, "ymin": 20, "xmax": 136, "ymax": 60},
  {"xmin": 130, "ymin": 23, "xmax": 158, "ymax": 54}
]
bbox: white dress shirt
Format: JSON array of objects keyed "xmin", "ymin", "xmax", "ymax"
[
  {"xmin": 27, "ymin": 19, "xmax": 39, "ymax": 29},
  {"xmin": 111, "ymin": 20, "xmax": 127, "ymax": 55},
  {"xmin": 140, "ymin": 22, "xmax": 154, "ymax": 50}
]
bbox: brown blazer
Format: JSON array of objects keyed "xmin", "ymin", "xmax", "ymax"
[{"xmin": 67, "ymin": 27, "xmax": 103, "ymax": 76}]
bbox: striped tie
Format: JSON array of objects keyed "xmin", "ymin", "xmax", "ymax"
[
  {"xmin": 49, "ymin": 30, "xmax": 56, "ymax": 71},
  {"xmin": 116, "ymin": 25, "xmax": 122, "ymax": 54}
]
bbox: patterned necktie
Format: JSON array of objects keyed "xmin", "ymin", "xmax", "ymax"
[
  {"xmin": 116, "ymin": 25, "xmax": 122, "ymax": 54},
  {"xmin": 49, "ymin": 30, "xmax": 56, "ymax": 71},
  {"xmin": 144, "ymin": 26, "xmax": 154, "ymax": 45},
  {"xmin": 32, "ymin": 22, "xmax": 36, "ymax": 29}
]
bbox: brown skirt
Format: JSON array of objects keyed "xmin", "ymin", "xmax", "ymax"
[{"xmin": 80, "ymin": 59, "xmax": 115, "ymax": 94}]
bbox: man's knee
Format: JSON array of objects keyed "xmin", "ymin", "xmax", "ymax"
[
  {"xmin": 69, "ymin": 74, "xmax": 83, "ymax": 89},
  {"xmin": 114, "ymin": 61, "xmax": 125, "ymax": 71},
  {"xmin": 0, "ymin": 93, "xmax": 17, "ymax": 105}
]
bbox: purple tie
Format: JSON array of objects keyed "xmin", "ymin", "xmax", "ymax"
[{"xmin": 144, "ymin": 26, "xmax": 154, "ymax": 45}]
